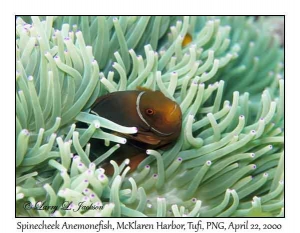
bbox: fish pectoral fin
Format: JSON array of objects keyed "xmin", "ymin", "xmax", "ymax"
[
  {"xmin": 135, "ymin": 134, "xmax": 161, "ymax": 145},
  {"xmin": 111, "ymin": 131, "xmax": 161, "ymax": 145}
]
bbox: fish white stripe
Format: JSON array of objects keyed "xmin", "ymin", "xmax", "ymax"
[
  {"xmin": 136, "ymin": 91, "xmax": 173, "ymax": 136},
  {"xmin": 136, "ymin": 91, "xmax": 150, "ymax": 128}
]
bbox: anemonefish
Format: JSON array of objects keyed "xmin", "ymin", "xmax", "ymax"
[
  {"xmin": 90, "ymin": 88, "xmax": 182, "ymax": 174},
  {"xmin": 182, "ymin": 33, "xmax": 193, "ymax": 47}
]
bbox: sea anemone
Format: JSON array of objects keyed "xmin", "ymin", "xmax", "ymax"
[{"xmin": 16, "ymin": 16, "xmax": 284, "ymax": 217}]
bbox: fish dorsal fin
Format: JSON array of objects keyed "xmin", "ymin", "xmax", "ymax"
[
  {"xmin": 91, "ymin": 91, "xmax": 121, "ymax": 108},
  {"xmin": 136, "ymin": 86, "xmax": 154, "ymax": 91}
]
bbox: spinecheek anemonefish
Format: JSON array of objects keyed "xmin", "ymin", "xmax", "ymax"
[{"xmin": 90, "ymin": 88, "xmax": 182, "ymax": 174}]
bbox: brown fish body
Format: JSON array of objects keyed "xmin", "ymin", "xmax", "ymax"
[{"xmin": 90, "ymin": 89, "xmax": 182, "ymax": 172}]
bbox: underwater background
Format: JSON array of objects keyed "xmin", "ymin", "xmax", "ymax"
[{"xmin": 16, "ymin": 16, "xmax": 284, "ymax": 217}]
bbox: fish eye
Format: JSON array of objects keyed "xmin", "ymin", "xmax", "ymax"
[{"xmin": 145, "ymin": 108, "xmax": 154, "ymax": 115}]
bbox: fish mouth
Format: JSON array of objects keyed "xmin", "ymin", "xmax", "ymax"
[
  {"xmin": 134, "ymin": 133, "xmax": 162, "ymax": 145},
  {"xmin": 150, "ymin": 126, "xmax": 174, "ymax": 137},
  {"xmin": 123, "ymin": 125, "xmax": 175, "ymax": 145}
]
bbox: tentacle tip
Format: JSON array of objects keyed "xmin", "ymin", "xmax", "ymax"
[
  {"xmin": 189, "ymin": 43, "xmax": 196, "ymax": 48},
  {"xmin": 124, "ymin": 159, "xmax": 130, "ymax": 165},
  {"xmin": 17, "ymin": 193, "xmax": 25, "ymax": 199},
  {"xmin": 250, "ymin": 130, "xmax": 256, "ymax": 135},
  {"xmin": 93, "ymin": 121, "xmax": 100, "ymax": 128},
  {"xmin": 170, "ymin": 25, "xmax": 176, "ymax": 30},
  {"xmin": 249, "ymin": 41, "xmax": 255, "ymax": 47},
  {"xmin": 94, "ymin": 202, "xmax": 102, "ymax": 207},
  {"xmin": 108, "ymin": 203, "xmax": 115, "ymax": 208},
  {"xmin": 83, "ymin": 196, "xmax": 89, "ymax": 202},
  {"xmin": 21, "ymin": 129, "xmax": 30, "ymax": 135},
  {"xmin": 83, "ymin": 188, "xmax": 89, "ymax": 193},
  {"xmin": 98, "ymin": 174, "xmax": 106, "ymax": 180},
  {"xmin": 73, "ymin": 155, "xmax": 80, "ymax": 160},
  {"xmin": 206, "ymin": 160, "xmax": 212, "ymax": 166}
]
